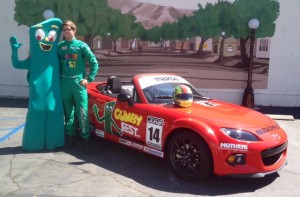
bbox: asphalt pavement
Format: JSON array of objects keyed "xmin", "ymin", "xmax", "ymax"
[{"xmin": 1, "ymin": 97, "xmax": 300, "ymax": 197}]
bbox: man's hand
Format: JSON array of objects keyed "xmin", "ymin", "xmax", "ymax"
[{"xmin": 80, "ymin": 79, "xmax": 88, "ymax": 86}]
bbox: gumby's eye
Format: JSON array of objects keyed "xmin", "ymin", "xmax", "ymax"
[
  {"xmin": 48, "ymin": 30, "xmax": 57, "ymax": 42},
  {"xmin": 35, "ymin": 29, "xmax": 45, "ymax": 41}
]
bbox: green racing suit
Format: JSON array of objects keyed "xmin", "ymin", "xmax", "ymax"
[{"xmin": 58, "ymin": 38, "xmax": 99, "ymax": 139}]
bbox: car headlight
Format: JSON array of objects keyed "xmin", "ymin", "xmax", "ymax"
[{"xmin": 220, "ymin": 128, "xmax": 259, "ymax": 141}]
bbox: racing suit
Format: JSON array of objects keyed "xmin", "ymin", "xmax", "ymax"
[{"xmin": 58, "ymin": 38, "xmax": 99, "ymax": 139}]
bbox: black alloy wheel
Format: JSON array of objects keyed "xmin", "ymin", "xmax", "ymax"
[{"xmin": 167, "ymin": 131, "xmax": 212, "ymax": 181}]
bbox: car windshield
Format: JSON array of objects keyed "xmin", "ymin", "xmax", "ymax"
[{"xmin": 142, "ymin": 82, "xmax": 206, "ymax": 104}]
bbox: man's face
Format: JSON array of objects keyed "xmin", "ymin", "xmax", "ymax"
[{"xmin": 62, "ymin": 25, "xmax": 75, "ymax": 41}]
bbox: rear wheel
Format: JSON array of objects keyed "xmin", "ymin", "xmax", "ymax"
[{"xmin": 166, "ymin": 131, "xmax": 213, "ymax": 181}]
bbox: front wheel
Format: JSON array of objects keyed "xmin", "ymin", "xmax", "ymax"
[{"xmin": 166, "ymin": 131, "xmax": 213, "ymax": 181}]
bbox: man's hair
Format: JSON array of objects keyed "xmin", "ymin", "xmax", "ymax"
[{"xmin": 63, "ymin": 20, "xmax": 77, "ymax": 31}]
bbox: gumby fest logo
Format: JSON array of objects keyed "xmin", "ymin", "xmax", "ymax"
[{"xmin": 93, "ymin": 101, "xmax": 122, "ymax": 136}]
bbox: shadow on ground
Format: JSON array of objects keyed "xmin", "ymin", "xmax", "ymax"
[
  {"xmin": 0, "ymin": 97, "xmax": 28, "ymax": 108},
  {"xmin": 0, "ymin": 136, "xmax": 280, "ymax": 196}
]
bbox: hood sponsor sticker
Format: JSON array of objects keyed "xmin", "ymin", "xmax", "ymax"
[
  {"xmin": 256, "ymin": 125, "xmax": 280, "ymax": 135},
  {"xmin": 195, "ymin": 101, "xmax": 219, "ymax": 107}
]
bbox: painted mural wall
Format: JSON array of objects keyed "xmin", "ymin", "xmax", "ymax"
[{"xmin": 0, "ymin": 0, "xmax": 299, "ymax": 107}]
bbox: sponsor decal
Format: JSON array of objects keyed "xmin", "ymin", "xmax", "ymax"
[
  {"xmin": 154, "ymin": 76, "xmax": 179, "ymax": 82},
  {"xmin": 139, "ymin": 75, "xmax": 190, "ymax": 89},
  {"xmin": 121, "ymin": 122, "xmax": 140, "ymax": 138},
  {"xmin": 147, "ymin": 116, "xmax": 164, "ymax": 126},
  {"xmin": 272, "ymin": 133, "xmax": 281, "ymax": 141},
  {"xmin": 220, "ymin": 143, "xmax": 248, "ymax": 151},
  {"xmin": 61, "ymin": 46, "xmax": 68, "ymax": 50},
  {"xmin": 71, "ymin": 46, "xmax": 80, "ymax": 50},
  {"xmin": 95, "ymin": 129, "xmax": 105, "ymax": 138},
  {"xmin": 146, "ymin": 116, "xmax": 164, "ymax": 150},
  {"xmin": 144, "ymin": 146, "xmax": 164, "ymax": 158},
  {"xmin": 119, "ymin": 138, "xmax": 131, "ymax": 146},
  {"xmin": 256, "ymin": 125, "xmax": 280, "ymax": 135},
  {"xmin": 131, "ymin": 142, "xmax": 144, "ymax": 151},
  {"xmin": 196, "ymin": 101, "xmax": 219, "ymax": 107},
  {"xmin": 114, "ymin": 108, "xmax": 143, "ymax": 126}
]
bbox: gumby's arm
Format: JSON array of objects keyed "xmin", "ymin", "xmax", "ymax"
[{"xmin": 9, "ymin": 36, "xmax": 30, "ymax": 69}]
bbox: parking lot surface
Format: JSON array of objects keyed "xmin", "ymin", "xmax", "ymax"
[{"xmin": 1, "ymin": 98, "xmax": 300, "ymax": 197}]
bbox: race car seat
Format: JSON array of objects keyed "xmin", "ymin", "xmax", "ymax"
[{"xmin": 105, "ymin": 76, "xmax": 122, "ymax": 96}]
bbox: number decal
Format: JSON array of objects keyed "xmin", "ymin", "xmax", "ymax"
[
  {"xmin": 146, "ymin": 116, "xmax": 164, "ymax": 150},
  {"xmin": 148, "ymin": 127, "xmax": 161, "ymax": 143}
]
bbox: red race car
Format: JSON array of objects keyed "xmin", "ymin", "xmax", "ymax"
[{"xmin": 87, "ymin": 73, "xmax": 288, "ymax": 181}]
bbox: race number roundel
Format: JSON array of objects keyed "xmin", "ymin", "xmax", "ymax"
[{"xmin": 146, "ymin": 116, "xmax": 164, "ymax": 150}]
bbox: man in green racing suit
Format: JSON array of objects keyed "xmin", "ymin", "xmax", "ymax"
[{"xmin": 58, "ymin": 20, "xmax": 99, "ymax": 152}]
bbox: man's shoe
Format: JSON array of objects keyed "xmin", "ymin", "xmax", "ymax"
[
  {"xmin": 64, "ymin": 136, "xmax": 76, "ymax": 148},
  {"xmin": 82, "ymin": 139, "xmax": 90, "ymax": 153}
]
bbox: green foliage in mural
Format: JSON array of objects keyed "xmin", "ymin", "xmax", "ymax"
[
  {"xmin": 145, "ymin": 0, "xmax": 279, "ymax": 60},
  {"xmin": 231, "ymin": 0, "xmax": 280, "ymax": 64},
  {"xmin": 177, "ymin": 15, "xmax": 193, "ymax": 41},
  {"xmin": 13, "ymin": 0, "xmax": 144, "ymax": 50},
  {"xmin": 57, "ymin": 0, "xmax": 109, "ymax": 38},
  {"xmin": 13, "ymin": 0, "xmax": 279, "ymax": 56},
  {"xmin": 232, "ymin": 0, "xmax": 279, "ymax": 39},
  {"xmin": 214, "ymin": 0, "xmax": 236, "ymax": 39},
  {"xmin": 14, "ymin": 0, "xmax": 108, "ymax": 40},
  {"xmin": 191, "ymin": 2, "xmax": 222, "ymax": 53},
  {"xmin": 160, "ymin": 22, "xmax": 179, "ymax": 48},
  {"xmin": 118, "ymin": 14, "xmax": 144, "ymax": 40},
  {"xmin": 14, "ymin": 0, "xmax": 57, "ymax": 25},
  {"xmin": 145, "ymin": 26, "xmax": 162, "ymax": 44},
  {"xmin": 105, "ymin": 8, "xmax": 143, "ymax": 51}
]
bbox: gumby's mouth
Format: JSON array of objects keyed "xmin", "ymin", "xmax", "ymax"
[{"xmin": 39, "ymin": 43, "xmax": 52, "ymax": 51}]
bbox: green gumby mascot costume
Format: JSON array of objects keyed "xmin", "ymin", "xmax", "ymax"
[{"xmin": 9, "ymin": 18, "xmax": 64, "ymax": 151}]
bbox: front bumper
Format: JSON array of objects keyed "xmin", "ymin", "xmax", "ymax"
[
  {"xmin": 214, "ymin": 141, "xmax": 288, "ymax": 177},
  {"xmin": 226, "ymin": 159, "xmax": 288, "ymax": 178}
]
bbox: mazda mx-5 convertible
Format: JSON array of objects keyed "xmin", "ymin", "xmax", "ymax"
[{"xmin": 87, "ymin": 73, "xmax": 288, "ymax": 181}]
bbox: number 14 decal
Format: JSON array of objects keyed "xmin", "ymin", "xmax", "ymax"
[
  {"xmin": 148, "ymin": 127, "xmax": 160, "ymax": 142},
  {"xmin": 146, "ymin": 116, "xmax": 164, "ymax": 150}
]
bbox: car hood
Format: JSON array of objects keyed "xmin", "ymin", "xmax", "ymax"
[{"xmin": 169, "ymin": 99, "xmax": 273, "ymax": 128}]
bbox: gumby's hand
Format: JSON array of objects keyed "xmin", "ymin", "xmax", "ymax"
[{"xmin": 9, "ymin": 36, "xmax": 22, "ymax": 51}]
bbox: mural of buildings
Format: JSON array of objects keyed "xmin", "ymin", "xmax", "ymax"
[{"xmin": 0, "ymin": 0, "xmax": 299, "ymax": 107}]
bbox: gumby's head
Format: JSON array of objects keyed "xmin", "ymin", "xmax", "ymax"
[{"xmin": 29, "ymin": 18, "xmax": 62, "ymax": 55}]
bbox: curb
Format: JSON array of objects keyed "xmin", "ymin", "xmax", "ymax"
[{"xmin": 266, "ymin": 114, "xmax": 294, "ymax": 121}]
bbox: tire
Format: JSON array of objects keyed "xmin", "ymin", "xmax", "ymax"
[{"xmin": 166, "ymin": 131, "xmax": 213, "ymax": 181}]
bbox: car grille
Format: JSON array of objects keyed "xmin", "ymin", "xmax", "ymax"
[{"xmin": 261, "ymin": 142, "xmax": 287, "ymax": 166}]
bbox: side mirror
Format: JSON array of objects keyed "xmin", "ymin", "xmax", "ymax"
[{"xmin": 117, "ymin": 92, "xmax": 134, "ymax": 106}]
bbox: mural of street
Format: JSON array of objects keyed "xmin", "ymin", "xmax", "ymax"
[{"xmin": 93, "ymin": 47, "xmax": 268, "ymax": 89}]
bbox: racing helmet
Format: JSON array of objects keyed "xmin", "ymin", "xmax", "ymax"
[{"xmin": 172, "ymin": 84, "xmax": 193, "ymax": 107}]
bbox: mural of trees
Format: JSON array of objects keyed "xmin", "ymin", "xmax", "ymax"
[
  {"xmin": 142, "ymin": 0, "xmax": 279, "ymax": 65},
  {"xmin": 14, "ymin": 0, "xmax": 144, "ymax": 51},
  {"xmin": 13, "ymin": 0, "xmax": 279, "ymax": 64}
]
